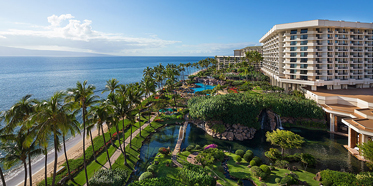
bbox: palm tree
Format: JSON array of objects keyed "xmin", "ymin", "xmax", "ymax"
[
  {"xmin": 34, "ymin": 91, "xmax": 73, "ymax": 186},
  {"xmin": 0, "ymin": 94, "xmax": 37, "ymax": 186},
  {"xmin": 88, "ymin": 103, "xmax": 114, "ymax": 169},
  {"xmin": 102, "ymin": 78, "xmax": 120, "ymax": 94},
  {"xmin": 66, "ymin": 81, "xmax": 99, "ymax": 186},
  {"xmin": 142, "ymin": 76, "xmax": 156, "ymax": 126},
  {"xmin": 126, "ymin": 83, "xmax": 143, "ymax": 147},
  {"xmin": 0, "ymin": 129, "xmax": 41, "ymax": 186}
]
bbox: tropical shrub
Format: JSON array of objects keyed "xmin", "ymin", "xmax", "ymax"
[
  {"xmin": 235, "ymin": 149, "xmax": 245, "ymax": 157},
  {"xmin": 275, "ymin": 178, "xmax": 281, "ymax": 184},
  {"xmin": 356, "ymin": 172, "xmax": 373, "ymax": 185},
  {"xmin": 252, "ymin": 156, "xmax": 262, "ymax": 166},
  {"xmin": 243, "ymin": 153, "xmax": 253, "ymax": 162},
  {"xmin": 205, "ymin": 148, "xmax": 225, "ymax": 160},
  {"xmin": 88, "ymin": 168, "xmax": 127, "ymax": 186},
  {"xmin": 284, "ymin": 153, "xmax": 301, "ymax": 162},
  {"xmin": 280, "ymin": 174, "xmax": 298, "ymax": 185},
  {"xmin": 264, "ymin": 148, "xmax": 281, "ymax": 161},
  {"xmin": 274, "ymin": 160, "xmax": 289, "ymax": 169},
  {"xmin": 129, "ymin": 177, "xmax": 184, "ymax": 186},
  {"xmin": 194, "ymin": 144, "xmax": 201, "ymax": 150},
  {"xmin": 180, "ymin": 163, "xmax": 216, "ymax": 186},
  {"xmin": 250, "ymin": 166, "xmax": 263, "ymax": 178},
  {"xmin": 260, "ymin": 165, "xmax": 271, "ymax": 175},
  {"xmin": 139, "ymin": 172, "xmax": 153, "ymax": 181},
  {"xmin": 320, "ymin": 169, "xmax": 356, "ymax": 186},
  {"xmin": 204, "ymin": 144, "xmax": 218, "ymax": 150},
  {"xmin": 250, "ymin": 160, "xmax": 257, "ymax": 166},
  {"xmin": 186, "ymin": 145, "xmax": 195, "ymax": 151},
  {"xmin": 158, "ymin": 147, "xmax": 170, "ymax": 155},
  {"xmin": 235, "ymin": 156, "xmax": 242, "ymax": 163}
]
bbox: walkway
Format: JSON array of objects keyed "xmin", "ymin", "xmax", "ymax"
[
  {"xmin": 171, "ymin": 114, "xmax": 189, "ymax": 168},
  {"xmin": 102, "ymin": 114, "xmax": 158, "ymax": 169}
]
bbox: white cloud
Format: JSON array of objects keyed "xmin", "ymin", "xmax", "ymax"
[
  {"xmin": 0, "ymin": 14, "xmax": 180, "ymax": 55},
  {"xmin": 0, "ymin": 35, "xmax": 6, "ymax": 39},
  {"xmin": 47, "ymin": 14, "xmax": 74, "ymax": 27}
]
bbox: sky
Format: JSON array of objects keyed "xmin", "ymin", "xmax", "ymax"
[{"xmin": 0, "ymin": 0, "xmax": 373, "ymax": 56}]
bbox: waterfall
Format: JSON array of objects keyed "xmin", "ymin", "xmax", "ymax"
[
  {"xmin": 261, "ymin": 111, "xmax": 266, "ymax": 129},
  {"xmin": 276, "ymin": 114, "xmax": 284, "ymax": 130}
]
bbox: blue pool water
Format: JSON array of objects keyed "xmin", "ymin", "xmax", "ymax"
[{"xmin": 192, "ymin": 82, "xmax": 215, "ymax": 92}]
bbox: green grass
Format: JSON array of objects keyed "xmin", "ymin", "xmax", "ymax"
[
  {"xmin": 225, "ymin": 153, "xmax": 319, "ymax": 186},
  {"xmin": 153, "ymin": 153, "xmax": 181, "ymax": 180}
]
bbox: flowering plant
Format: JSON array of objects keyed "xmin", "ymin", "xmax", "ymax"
[{"xmin": 204, "ymin": 144, "xmax": 218, "ymax": 150}]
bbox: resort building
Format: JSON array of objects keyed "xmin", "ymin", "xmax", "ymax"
[
  {"xmin": 217, "ymin": 46, "xmax": 263, "ymax": 70},
  {"xmin": 259, "ymin": 20, "xmax": 373, "ymax": 91}
]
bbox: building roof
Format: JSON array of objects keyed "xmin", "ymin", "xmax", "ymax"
[
  {"xmin": 307, "ymin": 87, "xmax": 373, "ymax": 103},
  {"xmin": 260, "ymin": 19, "xmax": 373, "ymax": 42}
]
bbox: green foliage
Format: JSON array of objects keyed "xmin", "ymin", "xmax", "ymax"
[
  {"xmin": 147, "ymin": 165, "xmax": 156, "ymax": 173},
  {"xmin": 194, "ymin": 144, "xmax": 201, "ymax": 150},
  {"xmin": 180, "ymin": 163, "xmax": 216, "ymax": 186},
  {"xmin": 260, "ymin": 183, "xmax": 267, "ymax": 186},
  {"xmin": 250, "ymin": 166, "xmax": 264, "ymax": 178},
  {"xmin": 235, "ymin": 156, "xmax": 242, "ymax": 163},
  {"xmin": 195, "ymin": 151, "xmax": 214, "ymax": 168},
  {"xmin": 88, "ymin": 168, "xmax": 127, "ymax": 186},
  {"xmin": 300, "ymin": 153, "xmax": 316, "ymax": 167},
  {"xmin": 205, "ymin": 148, "xmax": 225, "ymax": 161},
  {"xmin": 186, "ymin": 145, "xmax": 195, "ymax": 152},
  {"xmin": 232, "ymin": 81, "xmax": 245, "ymax": 86},
  {"xmin": 243, "ymin": 153, "xmax": 253, "ymax": 162},
  {"xmin": 266, "ymin": 129, "xmax": 304, "ymax": 156},
  {"xmin": 252, "ymin": 156, "xmax": 262, "ymax": 166},
  {"xmin": 250, "ymin": 160, "xmax": 257, "ymax": 166},
  {"xmin": 260, "ymin": 165, "xmax": 271, "ymax": 174},
  {"xmin": 158, "ymin": 147, "xmax": 170, "ymax": 155},
  {"xmin": 264, "ymin": 148, "xmax": 281, "ymax": 161},
  {"xmin": 209, "ymin": 123, "xmax": 226, "ymax": 133},
  {"xmin": 291, "ymin": 90, "xmax": 305, "ymax": 99},
  {"xmin": 275, "ymin": 178, "xmax": 281, "ymax": 184},
  {"xmin": 358, "ymin": 141, "xmax": 373, "ymax": 167},
  {"xmin": 284, "ymin": 153, "xmax": 301, "ymax": 162},
  {"xmin": 237, "ymin": 179, "xmax": 243, "ymax": 186},
  {"xmin": 280, "ymin": 173, "xmax": 298, "ymax": 185},
  {"xmin": 356, "ymin": 172, "xmax": 373, "ymax": 185},
  {"xmin": 235, "ymin": 149, "xmax": 245, "ymax": 157},
  {"xmin": 139, "ymin": 172, "xmax": 153, "ymax": 181},
  {"xmin": 188, "ymin": 93, "xmax": 323, "ymax": 129},
  {"xmin": 129, "ymin": 177, "xmax": 184, "ymax": 186},
  {"xmin": 274, "ymin": 160, "xmax": 289, "ymax": 169},
  {"xmin": 320, "ymin": 169, "xmax": 357, "ymax": 186}
]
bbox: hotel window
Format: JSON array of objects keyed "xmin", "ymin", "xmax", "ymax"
[
  {"xmin": 290, "ymin": 69, "xmax": 297, "ymax": 73},
  {"xmin": 300, "ymin": 35, "xmax": 308, "ymax": 39},
  {"xmin": 300, "ymin": 52, "xmax": 308, "ymax": 57},
  {"xmin": 300, "ymin": 70, "xmax": 307, "ymax": 74},
  {"xmin": 300, "ymin": 41, "xmax": 308, "ymax": 45},
  {"xmin": 290, "ymin": 35, "xmax": 297, "ymax": 40},
  {"xmin": 290, "ymin": 58, "xmax": 297, "ymax": 62},
  {"xmin": 301, "ymin": 29, "xmax": 308, "ymax": 33},
  {"xmin": 300, "ymin": 64, "xmax": 308, "ymax": 68},
  {"xmin": 290, "ymin": 47, "xmax": 297, "ymax": 51},
  {"xmin": 301, "ymin": 58, "xmax": 308, "ymax": 62},
  {"xmin": 300, "ymin": 46, "xmax": 308, "ymax": 51},
  {"xmin": 290, "ymin": 41, "xmax": 297, "ymax": 45},
  {"xmin": 290, "ymin": 52, "xmax": 297, "ymax": 57},
  {"xmin": 291, "ymin": 30, "xmax": 297, "ymax": 34},
  {"xmin": 290, "ymin": 64, "xmax": 297, "ymax": 68}
]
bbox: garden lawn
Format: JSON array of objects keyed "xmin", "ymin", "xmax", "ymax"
[{"xmin": 225, "ymin": 153, "xmax": 319, "ymax": 186}]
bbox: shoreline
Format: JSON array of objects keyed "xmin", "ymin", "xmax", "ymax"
[{"xmin": 8, "ymin": 68, "xmax": 202, "ymax": 186}]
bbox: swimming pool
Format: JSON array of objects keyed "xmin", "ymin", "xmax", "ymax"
[{"xmin": 191, "ymin": 83, "xmax": 215, "ymax": 93}]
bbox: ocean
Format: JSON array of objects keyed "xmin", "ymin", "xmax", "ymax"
[{"xmin": 0, "ymin": 56, "xmax": 207, "ymax": 183}]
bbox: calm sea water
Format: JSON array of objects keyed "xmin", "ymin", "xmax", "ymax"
[
  {"xmin": 0, "ymin": 56, "xmax": 207, "ymax": 113},
  {"xmin": 0, "ymin": 56, "xmax": 207, "ymax": 179}
]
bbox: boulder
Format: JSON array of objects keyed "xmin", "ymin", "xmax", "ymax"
[
  {"xmin": 232, "ymin": 124, "xmax": 238, "ymax": 129},
  {"xmin": 235, "ymin": 133, "xmax": 244, "ymax": 141},
  {"xmin": 222, "ymin": 132, "xmax": 228, "ymax": 137},
  {"xmin": 314, "ymin": 172, "xmax": 322, "ymax": 181},
  {"xmin": 227, "ymin": 132, "xmax": 234, "ymax": 141}
]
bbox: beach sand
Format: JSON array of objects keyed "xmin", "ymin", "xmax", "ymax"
[{"xmin": 21, "ymin": 125, "xmax": 108, "ymax": 186}]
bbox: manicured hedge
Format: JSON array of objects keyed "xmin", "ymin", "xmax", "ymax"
[
  {"xmin": 129, "ymin": 177, "xmax": 184, "ymax": 186},
  {"xmin": 88, "ymin": 168, "xmax": 127, "ymax": 186}
]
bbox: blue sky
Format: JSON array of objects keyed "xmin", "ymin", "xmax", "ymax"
[{"xmin": 0, "ymin": 0, "xmax": 372, "ymax": 56}]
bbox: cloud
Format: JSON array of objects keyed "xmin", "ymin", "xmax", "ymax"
[
  {"xmin": 47, "ymin": 14, "xmax": 74, "ymax": 27},
  {"xmin": 0, "ymin": 14, "xmax": 180, "ymax": 55}
]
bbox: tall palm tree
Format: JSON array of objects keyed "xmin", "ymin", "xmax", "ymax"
[
  {"xmin": 126, "ymin": 83, "xmax": 143, "ymax": 147},
  {"xmin": 88, "ymin": 104, "xmax": 114, "ymax": 169},
  {"xmin": 0, "ymin": 129, "xmax": 40, "ymax": 186},
  {"xmin": 142, "ymin": 76, "xmax": 156, "ymax": 126},
  {"xmin": 102, "ymin": 78, "xmax": 120, "ymax": 94},
  {"xmin": 0, "ymin": 94, "xmax": 37, "ymax": 186},
  {"xmin": 66, "ymin": 81, "xmax": 99, "ymax": 186},
  {"xmin": 34, "ymin": 91, "xmax": 74, "ymax": 186}
]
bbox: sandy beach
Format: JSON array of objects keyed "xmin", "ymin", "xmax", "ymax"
[{"xmin": 14, "ymin": 125, "xmax": 108, "ymax": 186}]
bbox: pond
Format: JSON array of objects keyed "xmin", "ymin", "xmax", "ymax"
[
  {"xmin": 130, "ymin": 123, "xmax": 367, "ymax": 183},
  {"xmin": 191, "ymin": 83, "xmax": 215, "ymax": 93}
]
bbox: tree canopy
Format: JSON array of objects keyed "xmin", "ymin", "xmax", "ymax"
[{"xmin": 266, "ymin": 129, "xmax": 304, "ymax": 156}]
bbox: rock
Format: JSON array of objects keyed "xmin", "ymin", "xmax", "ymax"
[
  {"xmin": 222, "ymin": 132, "xmax": 228, "ymax": 137},
  {"xmin": 221, "ymin": 136, "xmax": 227, "ymax": 140},
  {"xmin": 233, "ymin": 129, "xmax": 236, "ymax": 132},
  {"xmin": 227, "ymin": 132, "xmax": 234, "ymax": 141},
  {"xmin": 235, "ymin": 133, "xmax": 244, "ymax": 141},
  {"xmin": 232, "ymin": 124, "xmax": 238, "ymax": 129},
  {"xmin": 244, "ymin": 130, "xmax": 247, "ymax": 133},
  {"xmin": 314, "ymin": 172, "xmax": 322, "ymax": 181},
  {"xmin": 292, "ymin": 166, "xmax": 298, "ymax": 171},
  {"xmin": 237, "ymin": 129, "xmax": 242, "ymax": 133}
]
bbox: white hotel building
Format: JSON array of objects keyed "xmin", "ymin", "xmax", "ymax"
[{"xmin": 259, "ymin": 20, "xmax": 373, "ymax": 91}]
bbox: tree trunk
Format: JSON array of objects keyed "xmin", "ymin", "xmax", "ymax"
[
  {"xmin": 116, "ymin": 124, "xmax": 126, "ymax": 164},
  {"xmin": 139, "ymin": 111, "xmax": 142, "ymax": 136},
  {"xmin": 90, "ymin": 131, "xmax": 98, "ymax": 163},
  {"xmin": 82, "ymin": 107, "xmax": 89, "ymax": 186},
  {"xmin": 0, "ymin": 167, "xmax": 6, "ymax": 186},
  {"xmin": 52, "ymin": 134, "xmax": 58, "ymax": 186},
  {"xmin": 281, "ymin": 148, "xmax": 284, "ymax": 158},
  {"xmin": 28, "ymin": 154, "xmax": 32, "ymax": 186},
  {"xmin": 63, "ymin": 135, "xmax": 73, "ymax": 181},
  {"xmin": 101, "ymin": 124, "xmax": 112, "ymax": 169},
  {"xmin": 44, "ymin": 147, "xmax": 47, "ymax": 186},
  {"xmin": 23, "ymin": 160, "xmax": 27, "ymax": 186},
  {"xmin": 130, "ymin": 124, "xmax": 132, "ymax": 148}
]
